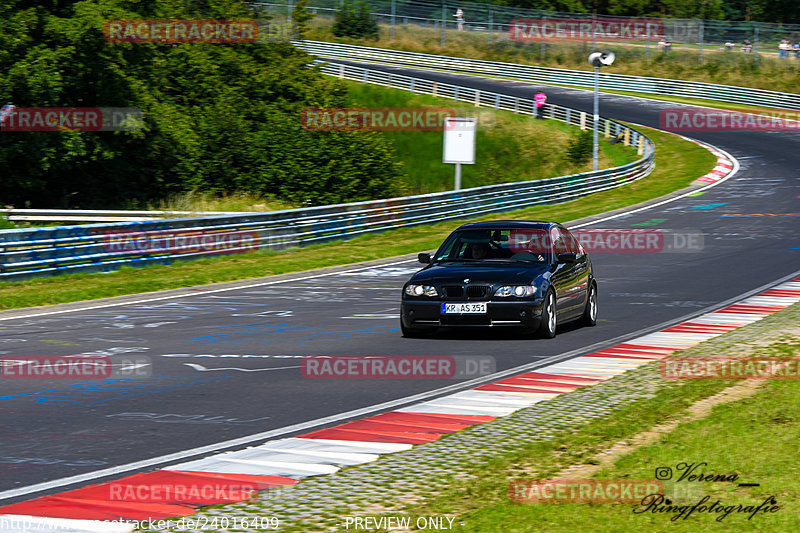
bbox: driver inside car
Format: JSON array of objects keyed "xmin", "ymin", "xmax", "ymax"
[{"xmin": 466, "ymin": 242, "xmax": 490, "ymax": 260}]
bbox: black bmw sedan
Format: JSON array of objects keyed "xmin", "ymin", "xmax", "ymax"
[{"xmin": 400, "ymin": 221, "xmax": 597, "ymax": 338}]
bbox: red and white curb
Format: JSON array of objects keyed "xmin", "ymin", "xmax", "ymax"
[
  {"xmin": 1, "ymin": 276, "xmax": 798, "ymax": 532},
  {"xmin": 685, "ymin": 137, "xmax": 735, "ymax": 184}
]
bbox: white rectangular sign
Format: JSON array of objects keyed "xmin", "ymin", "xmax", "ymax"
[{"xmin": 443, "ymin": 118, "xmax": 476, "ymax": 164}]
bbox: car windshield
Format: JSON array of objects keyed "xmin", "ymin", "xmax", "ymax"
[{"xmin": 433, "ymin": 228, "xmax": 552, "ymax": 263}]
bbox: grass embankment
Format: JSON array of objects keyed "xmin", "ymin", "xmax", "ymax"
[
  {"xmin": 394, "ymin": 303, "xmax": 800, "ymax": 532},
  {"xmin": 143, "ymin": 190, "xmax": 296, "ymax": 213},
  {"xmin": 300, "ymin": 17, "xmax": 800, "ymax": 98},
  {"xmin": 0, "ymin": 125, "xmax": 713, "ymax": 311},
  {"xmin": 344, "ymin": 82, "xmax": 636, "ymax": 194}
]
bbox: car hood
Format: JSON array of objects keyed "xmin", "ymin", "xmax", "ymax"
[{"xmin": 410, "ymin": 262, "xmax": 550, "ymax": 285}]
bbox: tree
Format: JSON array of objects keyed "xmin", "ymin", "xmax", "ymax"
[
  {"xmin": 0, "ymin": 0, "xmax": 403, "ymax": 208},
  {"xmin": 291, "ymin": 0, "xmax": 315, "ymax": 40},
  {"xmin": 332, "ymin": 0, "xmax": 379, "ymax": 39},
  {"xmin": 565, "ymin": 130, "xmax": 593, "ymax": 164}
]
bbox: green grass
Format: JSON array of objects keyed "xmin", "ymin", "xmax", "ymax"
[
  {"xmin": 0, "ymin": 126, "xmax": 713, "ymax": 310},
  {"xmin": 374, "ymin": 305, "xmax": 800, "ymax": 532},
  {"xmin": 343, "ymin": 82, "xmax": 637, "ymax": 194}
]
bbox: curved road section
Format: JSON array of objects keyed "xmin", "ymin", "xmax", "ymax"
[{"xmin": 0, "ymin": 62, "xmax": 797, "ymax": 505}]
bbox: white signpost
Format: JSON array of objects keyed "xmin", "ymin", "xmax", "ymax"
[{"xmin": 443, "ymin": 117, "xmax": 476, "ymax": 190}]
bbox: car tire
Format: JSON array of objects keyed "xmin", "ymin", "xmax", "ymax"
[
  {"xmin": 581, "ymin": 283, "xmax": 598, "ymax": 327},
  {"xmin": 535, "ymin": 290, "xmax": 557, "ymax": 339}
]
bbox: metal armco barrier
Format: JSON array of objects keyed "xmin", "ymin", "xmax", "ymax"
[
  {"xmin": 0, "ymin": 209, "xmax": 247, "ymax": 223},
  {"xmin": 0, "ymin": 62, "xmax": 654, "ymax": 281},
  {"xmin": 296, "ymin": 40, "xmax": 800, "ymax": 111}
]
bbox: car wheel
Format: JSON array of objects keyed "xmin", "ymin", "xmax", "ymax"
[
  {"xmin": 401, "ymin": 320, "xmax": 432, "ymax": 338},
  {"xmin": 536, "ymin": 290, "xmax": 557, "ymax": 339},
  {"xmin": 581, "ymin": 283, "xmax": 598, "ymax": 327}
]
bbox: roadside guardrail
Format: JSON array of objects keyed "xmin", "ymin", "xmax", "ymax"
[
  {"xmin": 0, "ymin": 61, "xmax": 654, "ymax": 280},
  {"xmin": 295, "ymin": 40, "xmax": 800, "ymax": 111},
  {"xmin": 0, "ymin": 209, "xmax": 247, "ymax": 223}
]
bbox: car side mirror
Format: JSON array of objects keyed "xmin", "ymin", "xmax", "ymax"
[
  {"xmin": 557, "ymin": 252, "xmax": 577, "ymax": 263},
  {"xmin": 418, "ymin": 252, "xmax": 431, "ymax": 264}
]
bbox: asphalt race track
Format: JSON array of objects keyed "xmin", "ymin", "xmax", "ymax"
[{"xmin": 0, "ymin": 61, "xmax": 798, "ymax": 504}]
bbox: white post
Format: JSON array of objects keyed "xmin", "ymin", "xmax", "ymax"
[{"xmin": 454, "ymin": 162, "xmax": 462, "ymax": 190}]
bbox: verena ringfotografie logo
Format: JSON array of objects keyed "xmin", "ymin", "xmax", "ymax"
[
  {"xmin": 509, "ymin": 228, "xmax": 703, "ymax": 254},
  {"xmin": 0, "ymin": 107, "xmax": 142, "ymax": 131},
  {"xmin": 104, "ymin": 20, "xmax": 259, "ymax": 43},
  {"xmin": 0, "ymin": 355, "xmax": 152, "ymax": 379},
  {"xmin": 660, "ymin": 108, "xmax": 800, "ymax": 132},
  {"xmin": 102, "ymin": 229, "xmax": 260, "ymax": 255},
  {"xmin": 301, "ymin": 355, "xmax": 495, "ymax": 379},
  {"xmin": 661, "ymin": 357, "xmax": 800, "ymax": 380},
  {"xmin": 510, "ymin": 18, "xmax": 663, "ymax": 42},
  {"xmin": 300, "ymin": 108, "xmax": 456, "ymax": 131},
  {"xmin": 509, "ymin": 479, "xmax": 664, "ymax": 503}
]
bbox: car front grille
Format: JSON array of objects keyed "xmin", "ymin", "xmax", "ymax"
[
  {"xmin": 466, "ymin": 285, "xmax": 488, "ymax": 298},
  {"xmin": 443, "ymin": 285, "xmax": 464, "ymax": 298},
  {"xmin": 442, "ymin": 285, "xmax": 490, "ymax": 300}
]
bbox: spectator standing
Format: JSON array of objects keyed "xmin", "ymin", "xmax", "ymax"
[
  {"xmin": 793, "ymin": 42, "xmax": 800, "ymax": 58},
  {"xmin": 453, "ymin": 9, "xmax": 465, "ymax": 31},
  {"xmin": 742, "ymin": 39, "xmax": 752, "ymax": 53},
  {"xmin": 779, "ymin": 39, "xmax": 790, "ymax": 58},
  {"xmin": 534, "ymin": 90, "xmax": 547, "ymax": 119}
]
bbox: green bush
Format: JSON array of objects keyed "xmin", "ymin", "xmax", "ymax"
[
  {"xmin": 0, "ymin": 215, "xmax": 17, "ymax": 230},
  {"xmin": 565, "ymin": 130, "xmax": 593, "ymax": 164},
  {"xmin": 332, "ymin": 0, "xmax": 379, "ymax": 39}
]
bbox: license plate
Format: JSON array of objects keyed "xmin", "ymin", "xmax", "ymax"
[{"xmin": 442, "ymin": 303, "xmax": 487, "ymax": 314}]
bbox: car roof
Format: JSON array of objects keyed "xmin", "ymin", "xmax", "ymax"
[{"xmin": 455, "ymin": 220, "xmax": 558, "ymax": 230}]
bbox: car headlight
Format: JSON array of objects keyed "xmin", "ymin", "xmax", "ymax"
[
  {"xmin": 405, "ymin": 284, "xmax": 438, "ymax": 297},
  {"xmin": 495, "ymin": 285, "xmax": 536, "ymax": 297}
]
